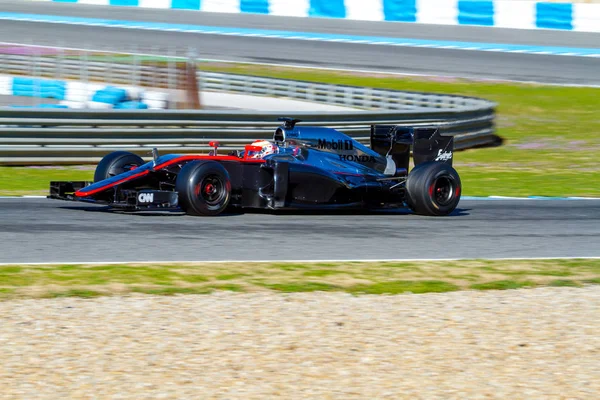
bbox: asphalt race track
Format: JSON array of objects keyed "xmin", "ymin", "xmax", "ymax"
[
  {"xmin": 0, "ymin": 3, "xmax": 598, "ymax": 263},
  {"xmin": 0, "ymin": 1, "xmax": 599, "ymax": 84},
  {"xmin": 0, "ymin": 198, "xmax": 598, "ymax": 263}
]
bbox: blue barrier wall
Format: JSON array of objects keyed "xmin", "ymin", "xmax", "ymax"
[
  {"xmin": 109, "ymin": 0, "xmax": 139, "ymax": 6},
  {"xmin": 458, "ymin": 1, "xmax": 495, "ymax": 26},
  {"xmin": 171, "ymin": 0, "xmax": 200, "ymax": 10},
  {"xmin": 25, "ymin": 0, "xmax": 600, "ymax": 31},
  {"xmin": 11, "ymin": 77, "xmax": 67, "ymax": 100},
  {"xmin": 383, "ymin": 0, "xmax": 417, "ymax": 23},
  {"xmin": 536, "ymin": 2, "xmax": 573, "ymax": 30},
  {"xmin": 240, "ymin": 0, "xmax": 269, "ymax": 15},
  {"xmin": 309, "ymin": 0, "xmax": 346, "ymax": 19},
  {"xmin": 4, "ymin": 77, "xmax": 154, "ymax": 109}
]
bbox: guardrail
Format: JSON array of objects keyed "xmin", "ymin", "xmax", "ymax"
[
  {"xmin": 0, "ymin": 107, "xmax": 495, "ymax": 164},
  {"xmin": 200, "ymin": 72, "xmax": 485, "ymax": 111},
  {"xmin": 0, "ymin": 46, "xmax": 497, "ymax": 164}
]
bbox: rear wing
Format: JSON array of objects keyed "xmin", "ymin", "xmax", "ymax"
[{"xmin": 370, "ymin": 125, "xmax": 454, "ymax": 170}]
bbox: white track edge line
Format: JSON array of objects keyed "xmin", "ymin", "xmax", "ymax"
[{"xmin": 1, "ymin": 257, "xmax": 600, "ymax": 266}]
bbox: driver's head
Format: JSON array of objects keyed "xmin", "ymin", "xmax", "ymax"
[{"xmin": 249, "ymin": 140, "xmax": 277, "ymax": 159}]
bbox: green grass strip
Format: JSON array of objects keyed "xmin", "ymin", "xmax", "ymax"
[{"xmin": 0, "ymin": 259, "xmax": 598, "ymax": 300}]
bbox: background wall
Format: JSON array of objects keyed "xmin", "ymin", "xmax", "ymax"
[{"xmin": 38, "ymin": 0, "xmax": 600, "ymax": 32}]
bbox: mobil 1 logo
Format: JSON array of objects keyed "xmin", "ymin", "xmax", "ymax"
[{"xmin": 317, "ymin": 139, "xmax": 354, "ymax": 152}]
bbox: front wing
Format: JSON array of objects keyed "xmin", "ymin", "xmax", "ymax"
[{"xmin": 49, "ymin": 181, "xmax": 178, "ymax": 210}]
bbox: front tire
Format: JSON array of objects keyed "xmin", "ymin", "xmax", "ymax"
[
  {"xmin": 94, "ymin": 151, "xmax": 144, "ymax": 182},
  {"xmin": 405, "ymin": 162, "xmax": 461, "ymax": 216},
  {"xmin": 175, "ymin": 161, "xmax": 231, "ymax": 216}
]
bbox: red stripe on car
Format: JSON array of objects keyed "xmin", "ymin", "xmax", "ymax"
[{"xmin": 75, "ymin": 155, "xmax": 264, "ymax": 198}]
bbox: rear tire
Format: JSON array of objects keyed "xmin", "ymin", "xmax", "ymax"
[
  {"xmin": 405, "ymin": 162, "xmax": 461, "ymax": 216},
  {"xmin": 175, "ymin": 161, "xmax": 231, "ymax": 216},
  {"xmin": 94, "ymin": 151, "xmax": 144, "ymax": 182}
]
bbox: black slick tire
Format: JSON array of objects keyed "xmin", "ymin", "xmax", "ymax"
[
  {"xmin": 405, "ymin": 162, "xmax": 461, "ymax": 216},
  {"xmin": 175, "ymin": 161, "xmax": 231, "ymax": 216},
  {"xmin": 94, "ymin": 151, "xmax": 145, "ymax": 182}
]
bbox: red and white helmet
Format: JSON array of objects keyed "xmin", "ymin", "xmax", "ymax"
[{"xmin": 248, "ymin": 140, "xmax": 278, "ymax": 159}]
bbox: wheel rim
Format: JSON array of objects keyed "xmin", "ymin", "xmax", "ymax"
[
  {"xmin": 195, "ymin": 175, "xmax": 226, "ymax": 206},
  {"xmin": 430, "ymin": 176, "xmax": 455, "ymax": 206}
]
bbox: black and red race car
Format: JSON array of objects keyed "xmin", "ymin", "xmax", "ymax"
[{"xmin": 49, "ymin": 119, "xmax": 461, "ymax": 216}]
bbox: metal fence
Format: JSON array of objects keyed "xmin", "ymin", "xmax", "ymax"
[
  {"xmin": 0, "ymin": 45, "xmax": 497, "ymax": 164},
  {"xmin": 0, "ymin": 107, "xmax": 495, "ymax": 164},
  {"xmin": 0, "ymin": 50, "xmax": 489, "ymax": 111},
  {"xmin": 0, "ymin": 50, "xmax": 183, "ymax": 93},
  {"xmin": 200, "ymin": 72, "xmax": 488, "ymax": 111}
]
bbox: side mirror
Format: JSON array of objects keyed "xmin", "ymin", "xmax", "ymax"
[
  {"xmin": 273, "ymin": 128, "xmax": 285, "ymax": 143},
  {"xmin": 209, "ymin": 141, "xmax": 220, "ymax": 156}
]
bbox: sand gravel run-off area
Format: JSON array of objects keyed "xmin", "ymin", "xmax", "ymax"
[{"xmin": 0, "ymin": 286, "xmax": 599, "ymax": 399}]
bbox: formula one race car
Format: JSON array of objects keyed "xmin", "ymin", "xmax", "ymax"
[{"xmin": 49, "ymin": 118, "xmax": 461, "ymax": 216}]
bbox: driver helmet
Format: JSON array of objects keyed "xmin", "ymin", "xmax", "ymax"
[{"xmin": 249, "ymin": 140, "xmax": 278, "ymax": 159}]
